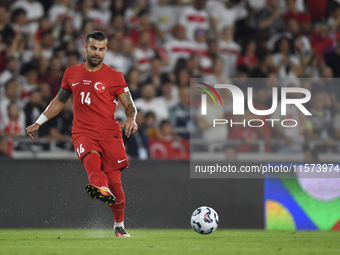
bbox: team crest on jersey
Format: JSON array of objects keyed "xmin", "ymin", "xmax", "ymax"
[{"xmin": 94, "ymin": 82, "xmax": 106, "ymax": 93}]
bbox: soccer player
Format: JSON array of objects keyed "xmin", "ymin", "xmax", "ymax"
[{"xmin": 26, "ymin": 31, "xmax": 138, "ymax": 237}]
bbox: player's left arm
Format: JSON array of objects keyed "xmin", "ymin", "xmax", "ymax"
[{"xmin": 118, "ymin": 92, "xmax": 138, "ymax": 137}]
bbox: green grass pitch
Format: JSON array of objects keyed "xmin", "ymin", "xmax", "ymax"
[{"xmin": 0, "ymin": 229, "xmax": 340, "ymax": 255}]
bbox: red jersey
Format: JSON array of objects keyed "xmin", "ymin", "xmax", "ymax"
[{"xmin": 61, "ymin": 63, "xmax": 128, "ymax": 140}]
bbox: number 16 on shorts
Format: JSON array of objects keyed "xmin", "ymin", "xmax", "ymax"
[{"xmin": 76, "ymin": 144, "xmax": 85, "ymax": 157}]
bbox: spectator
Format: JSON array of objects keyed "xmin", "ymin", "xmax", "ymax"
[
  {"xmin": 107, "ymin": 15, "xmax": 126, "ymax": 37},
  {"xmin": 78, "ymin": 0, "xmax": 111, "ymax": 30},
  {"xmin": 159, "ymin": 74, "xmax": 179, "ymax": 110},
  {"xmin": 23, "ymin": 89, "xmax": 45, "ymax": 129},
  {"xmin": 12, "ymin": 0, "xmax": 44, "ymax": 34},
  {"xmin": 104, "ymin": 35, "xmax": 128, "ymax": 74},
  {"xmin": 21, "ymin": 66, "xmax": 39, "ymax": 104},
  {"xmin": 133, "ymin": 31, "xmax": 155, "ymax": 81},
  {"xmin": 325, "ymin": 1, "xmax": 340, "ymax": 46},
  {"xmin": 76, "ymin": 20, "xmax": 95, "ymax": 60},
  {"xmin": 257, "ymin": 0, "xmax": 285, "ymax": 38},
  {"xmin": 145, "ymin": 111, "xmax": 163, "ymax": 140},
  {"xmin": 57, "ymin": 18, "xmax": 77, "ymax": 47},
  {"xmin": 267, "ymin": 18, "xmax": 311, "ymax": 55},
  {"xmin": 23, "ymin": 88, "xmax": 50, "ymax": 139},
  {"xmin": 176, "ymin": 68, "xmax": 190, "ymax": 87},
  {"xmin": 283, "ymin": 0, "xmax": 311, "ymax": 33},
  {"xmin": 248, "ymin": 86, "xmax": 272, "ymax": 147},
  {"xmin": 332, "ymin": 111, "xmax": 340, "ymax": 140},
  {"xmin": 9, "ymin": 32, "xmax": 38, "ymax": 66},
  {"xmin": 311, "ymin": 66, "xmax": 340, "ymax": 108},
  {"xmin": 271, "ymin": 83, "xmax": 306, "ymax": 153},
  {"xmin": 10, "ymin": 8, "xmax": 29, "ymax": 36},
  {"xmin": 0, "ymin": 57, "xmax": 23, "ymax": 92},
  {"xmin": 151, "ymin": 0, "xmax": 176, "ymax": 43},
  {"xmin": 271, "ymin": 37, "xmax": 300, "ymax": 78},
  {"xmin": 225, "ymin": 146, "xmax": 237, "ymax": 160},
  {"xmin": 219, "ymin": 26, "xmax": 241, "ymax": 78},
  {"xmin": 124, "ymin": 109, "xmax": 149, "ymax": 159},
  {"xmin": 179, "ymin": 0, "xmax": 209, "ymax": 42},
  {"xmin": 40, "ymin": 56, "xmax": 63, "ymax": 99},
  {"xmin": 227, "ymin": 111, "xmax": 260, "ymax": 152},
  {"xmin": 0, "ymin": 79, "xmax": 25, "ymax": 126},
  {"xmin": 159, "ymin": 119, "xmax": 182, "ymax": 141},
  {"xmin": 187, "ymin": 53, "xmax": 203, "ymax": 77},
  {"xmin": 134, "ymin": 83, "xmax": 169, "ymax": 123},
  {"xmin": 125, "ymin": 68, "xmax": 141, "ymax": 100},
  {"xmin": 305, "ymin": 0, "xmax": 327, "ymax": 21},
  {"xmin": 3, "ymin": 102, "xmax": 25, "ymax": 136},
  {"xmin": 250, "ymin": 54, "xmax": 275, "ymax": 78},
  {"xmin": 124, "ymin": 0, "xmax": 148, "ymax": 29},
  {"xmin": 47, "ymin": 98, "xmax": 73, "ymax": 150},
  {"xmin": 64, "ymin": 51, "xmax": 80, "ymax": 69},
  {"xmin": 48, "ymin": 0, "xmax": 82, "ymax": 32},
  {"xmin": 130, "ymin": 10, "xmax": 156, "ymax": 49},
  {"xmin": 192, "ymin": 29, "xmax": 212, "ymax": 75},
  {"xmin": 303, "ymin": 146, "xmax": 318, "ymax": 161},
  {"xmin": 39, "ymin": 82, "xmax": 51, "ymax": 104},
  {"xmin": 110, "ymin": 0, "xmax": 127, "ymax": 17},
  {"xmin": 2, "ymin": 102, "xmax": 25, "ymax": 156},
  {"xmin": 169, "ymin": 86, "xmax": 191, "ymax": 138},
  {"xmin": 324, "ymin": 40, "xmax": 340, "ymax": 78},
  {"xmin": 144, "ymin": 58, "xmax": 163, "ymax": 91},
  {"xmin": 197, "ymin": 90, "xmax": 227, "ymax": 142},
  {"xmin": 204, "ymin": 58, "xmax": 229, "ymax": 84},
  {"xmin": 0, "ymin": 5, "xmax": 15, "ymax": 45},
  {"xmin": 305, "ymin": 92, "xmax": 333, "ymax": 152},
  {"xmin": 237, "ymin": 39, "xmax": 259, "ymax": 72},
  {"xmin": 164, "ymin": 25, "xmax": 193, "ymax": 72},
  {"xmin": 38, "ymin": 30, "xmax": 55, "ymax": 73},
  {"xmin": 210, "ymin": 0, "xmax": 248, "ymax": 39},
  {"xmin": 120, "ymin": 37, "xmax": 134, "ymax": 72}
]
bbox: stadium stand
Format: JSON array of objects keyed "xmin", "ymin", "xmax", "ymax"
[{"xmin": 0, "ymin": 0, "xmax": 340, "ymax": 161}]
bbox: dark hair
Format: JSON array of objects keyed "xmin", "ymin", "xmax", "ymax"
[
  {"xmin": 7, "ymin": 102, "xmax": 19, "ymax": 112},
  {"xmin": 0, "ymin": 5, "xmax": 8, "ymax": 11},
  {"xmin": 145, "ymin": 111, "xmax": 156, "ymax": 119},
  {"xmin": 5, "ymin": 78, "xmax": 18, "ymax": 90},
  {"xmin": 273, "ymin": 37, "xmax": 294, "ymax": 54},
  {"xmin": 138, "ymin": 9, "xmax": 149, "ymax": 18},
  {"xmin": 6, "ymin": 56, "xmax": 16, "ymax": 64},
  {"xmin": 67, "ymin": 51, "xmax": 81, "ymax": 59},
  {"xmin": 160, "ymin": 119, "xmax": 171, "ymax": 129},
  {"xmin": 11, "ymin": 8, "xmax": 26, "ymax": 23},
  {"xmin": 41, "ymin": 30, "xmax": 52, "ymax": 38},
  {"xmin": 30, "ymin": 88, "xmax": 41, "ymax": 95},
  {"xmin": 161, "ymin": 74, "xmax": 171, "ymax": 85},
  {"xmin": 86, "ymin": 31, "xmax": 108, "ymax": 44}
]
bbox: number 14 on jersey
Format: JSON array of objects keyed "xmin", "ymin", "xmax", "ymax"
[{"xmin": 80, "ymin": 92, "xmax": 91, "ymax": 105}]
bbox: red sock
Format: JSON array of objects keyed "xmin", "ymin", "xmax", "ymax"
[
  {"xmin": 82, "ymin": 153, "xmax": 108, "ymax": 188},
  {"xmin": 106, "ymin": 171, "xmax": 125, "ymax": 223}
]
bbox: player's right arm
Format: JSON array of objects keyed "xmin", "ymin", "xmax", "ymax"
[{"xmin": 26, "ymin": 88, "xmax": 72, "ymax": 139}]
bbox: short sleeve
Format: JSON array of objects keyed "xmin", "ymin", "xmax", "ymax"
[
  {"xmin": 112, "ymin": 72, "xmax": 129, "ymax": 96},
  {"xmin": 61, "ymin": 68, "xmax": 71, "ymax": 92}
]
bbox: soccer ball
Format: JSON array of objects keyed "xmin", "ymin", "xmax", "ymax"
[{"xmin": 190, "ymin": 206, "xmax": 219, "ymax": 234}]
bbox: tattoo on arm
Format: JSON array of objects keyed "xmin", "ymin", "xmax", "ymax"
[
  {"xmin": 126, "ymin": 104, "xmax": 136, "ymax": 119},
  {"xmin": 121, "ymin": 92, "xmax": 132, "ymax": 103},
  {"xmin": 58, "ymin": 88, "xmax": 72, "ymax": 103},
  {"xmin": 120, "ymin": 92, "xmax": 136, "ymax": 119}
]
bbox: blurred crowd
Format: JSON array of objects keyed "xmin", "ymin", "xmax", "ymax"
[{"xmin": 0, "ymin": 0, "xmax": 340, "ymax": 159}]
